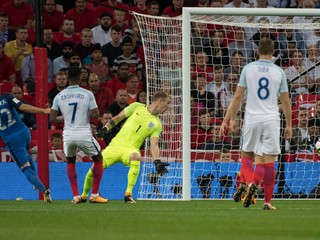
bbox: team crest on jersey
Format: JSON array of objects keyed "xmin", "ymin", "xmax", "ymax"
[{"xmin": 148, "ymin": 122, "xmax": 155, "ymax": 129}]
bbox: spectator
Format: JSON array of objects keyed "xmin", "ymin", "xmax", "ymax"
[
  {"xmin": 191, "ymin": 109, "xmax": 213, "ymax": 149},
  {"xmin": 224, "ymin": 0, "xmax": 249, "ymax": 8},
  {"xmin": 53, "ymin": 41, "xmax": 74, "ymax": 74},
  {"xmin": 202, "ymin": 120, "xmax": 231, "ymax": 150},
  {"xmin": 4, "ymin": 27, "xmax": 32, "ymax": 84},
  {"xmin": 0, "ymin": 42, "xmax": 15, "ymax": 83},
  {"xmin": 218, "ymin": 148, "xmax": 233, "ymax": 162},
  {"xmin": 290, "ymin": 107, "xmax": 310, "ymax": 153},
  {"xmin": 224, "ymin": 50, "xmax": 245, "ymax": 78},
  {"xmin": 11, "ymin": 85, "xmax": 36, "ymax": 129},
  {"xmin": 162, "ymin": 0, "xmax": 184, "ymax": 17},
  {"xmin": 97, "ymin": 111, "xmax": 119, "ymax": 146},
  {"xmin": 126, "ymin": 73, "xmax": 140, "ymax": 105},
  {"xmin": 250, "ymin": 17, "xmax": 279, "ymax": 57},
  {"xmin": 137, "ymin": 89, "xmax": 147, "ymax": 104},
  {"xmin": 43, "ymin": 28, "xmax": 63, "ymax": 62},
  {"xmin": 91, "ymin": 12, "xmax": 112, "ymax": 46},
  {"xmin": 106, "ymin": 62, "xmax": 130, "ymax": 96},
  {"xmin": 48, "ymin": 71, "xmax": 67, "ymax": 106},
  {"xmin": 50, "ymin": 132, "xmax": 63, "ymax": 150},
  {"xmin": 207, "ymin": 65, "xmax": 228, "ymax": 107},
  {"xmin": 79, "ymin": 67, "xmax": 89, "ymax": 88},
  {"xmin": 218, "ymin": 71, "xmax": 240, "ymax": 117},
  {"xmin": 278, "ymin": 20, "xmax": 306, "ymax": 57},
  {"xmin": 75, "ymin": 28, "xmax": 94, "ymax": 62},
  {"xmin": 284, "ymin": 50, "xmax": 312, "ymax": 96},
  {"xmin": 192, "ymin": 51, "xmax": 213, "ymax": 83},
  {"xmin": 82, "ymin": 55, "xmax": 92, "ymax": 72},
  {"xmin": 191, "ymin": 22, "xmax": 210, "ymax": 54},
  {"xmin": 91, "ymin": 43, "xmax": 110, "ymax": 83},
  {"xmin": 112, "ymin": 36, "xmax": 143, "ymax": 81},
  {"xmin": 113, "ymin": 10, "xmax": 129, "ymax": 34},
  {"xmin": 130, "ymin": 0, "xmax": 148, "ymax": 14},
  {"xmin": 228, "ymin": 26, "xmax": 258, "ymax": 64},
  {"xmin": 21, "ymin": 49, "xmax": 53, "ymax": 83},
  {"xmin": 43, "ymin": 0, "xmax": 64, "ymax": 32},
  {"xmin": 88, "ymin": 72, "xmax": 114, "ymax": 116},
  {"xmin": 95, "ymin": 0, "xmax": 130, "ymax": 23},
  {"xmin": 302, "ymin": 44, "xmax": 320, "ymax": 93},
  {"xmin": 107, "ymin": 88, "xmax": 128, "ymax": 118},
  {"xmin": 1, "ymin": 0, "xmax": 33, "ymax": 32},
  {"xmin": 53, "ymin": 18, "xmax": 81, "ymax": 45},
  {"xmin": 69, "ymin": 52, "xmax": 82, "ymax": 68},
  {"xmin": 203, "ymin": 29, "xmax": 229, "ymax": 67},
  {"xmin": 191, "ymin": 74, "xmax": 216, "ymax": 116},
  {"xmin": 65, "ymin": 0, "xmax": 97, "ymax": 33},
  {"xmin": 101, "ymin": 24, "xmax": 123, "ymax": 68},
  {"xmin": 196, "ymin": 0, "xmax": 210, "ymax": 7},
  {"xmin": 0, "ymin": 12, "xmax": 13, "ymax": 47},
  {"xmin": 147, "ymin": 1, "xmax": 160, "ymax": 16}
]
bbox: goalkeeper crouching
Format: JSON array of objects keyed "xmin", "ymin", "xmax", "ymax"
[{"xmin": 81, "ymin": 91, "xmax": 171, "ymax": 203}]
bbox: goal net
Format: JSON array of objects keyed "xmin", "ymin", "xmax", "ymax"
[{"xmin": 134, "ymin": 8, "xmax": 320, "ymax": 200}]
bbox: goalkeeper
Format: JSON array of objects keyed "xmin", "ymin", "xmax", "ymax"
[{"xmin": 81, "ymin": 91, "xmax": 171, "ymax": 203}]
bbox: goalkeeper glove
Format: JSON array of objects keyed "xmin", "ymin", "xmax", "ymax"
[
  {"xmin": 96, "ymin": 126, "xmax": 108, "ymax": 137},
  {"xmin": 154, "ymin": 159, "xmax": 170, "ymax": 175}
]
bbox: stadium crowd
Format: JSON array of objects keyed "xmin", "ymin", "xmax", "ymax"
[{"xmin": 0, "ymin": 0, "xmax": 320, "ymax": 161}]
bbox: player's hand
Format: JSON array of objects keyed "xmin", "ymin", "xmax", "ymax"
[
  {"xmin": 154, "ymin": 159, "xmax": 169, "ymax": 175},
  {"xmin": 42, "ymin": 108, "xmax": 51, "ymax": 114},
  {"xmin": 284, "ymin": 127, "xmax": 292, "ymax": 140},
  {"xmin": 96, "ymin": 127, "xmax": 108, "ymax": 137},
  {"xmin": 219, "ymin": 121, "xmax": 228, "ymax": 137}
]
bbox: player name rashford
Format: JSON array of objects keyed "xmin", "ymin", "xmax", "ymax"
[{"xmin": 60, "ymin": 93, "xmax": 85, "ymax": 100}]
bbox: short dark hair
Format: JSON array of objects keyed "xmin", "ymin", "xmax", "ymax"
[
  {"xmin": 259, "ymin": 38, "xmax": 274, "ymax": 55},
  {"xmin": 51, "ymin": 132, "xmax": 62, "ymax": 141},
  {"xmin": 0, "ymin": 12, "xmax": 9, "ymax": 18},
  {"xmin": 68, "ymin": 66, "xmax": 81, "ymax": 82},
  {"xmin": 111, "ymin": 24, "xmax": 122, "ymax": 32}
]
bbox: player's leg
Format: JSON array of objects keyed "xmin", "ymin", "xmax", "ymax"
[
  {"xmin": 261, "ymin": 155, "xmax": 277, "ymax": 210},
  {"xmin": 240, "ymin": 123, "xmax": 263, "ymax": 207},
  {"xmin": 260, "ymin": 120, "xmax": 280, "ymax": 210},
  {"xmin": 234, "ymin": 122, "xmax": 259, "ymax": 203},
  {"xmin": 124, "ymin": 151, "xmax": 141, "ymax": 203},
  {"xmin": 79, "ymin": 138, "xmax": 108, "ymax": 203},
  {"xmin": 7, "ymin": 132, "xmax": 52, "ymax": 203},
  {"xmin": 81, "ymin": 145, "xmax": 120, "ymax": 199},
  {"xmin": 64, "ymin": 140, "xmax": 81, "ymax": 203}
]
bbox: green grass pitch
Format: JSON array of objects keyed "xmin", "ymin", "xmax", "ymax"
[{"xmin": 0, "ymin": 200, "xmax": 319, "ymax": 240}]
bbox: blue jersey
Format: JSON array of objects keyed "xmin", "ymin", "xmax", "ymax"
[{"xmin": 0, "ymin": 94, "xmax": 24, "ymax": 143}]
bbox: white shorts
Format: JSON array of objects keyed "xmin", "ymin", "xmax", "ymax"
[
  {"xmin": 63, "ymin": 137, "xmax": 101, "ymax": 158},
  {"xmin": 241, "ymin": 120, "xmax": 280, "ymax": 156}
]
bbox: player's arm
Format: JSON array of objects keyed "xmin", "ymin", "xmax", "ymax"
[
  {"xmin": 50, "ymin": 109, "xmax": 64, "ymax": 123},
  {"xmin": 279, "ymin": 92, "xmax": 292, "ymax": 140},
  {"xmin": 150, "ymin": 137, "xmax": 169, "ymax": 175},
  {"xmin": 90, "ymin": 108, "xmax": 100, "ymax": 119},
  {"xmin": 19, "ymin": 103, "xmax": 51, "ymax": 114},
  {"xmin": 104, "ymin": 110, "xmax": 127, "ymax": 131},
  {"xmin": 220, "ymin": 86, "xmax": 245, "ymax": 135}
]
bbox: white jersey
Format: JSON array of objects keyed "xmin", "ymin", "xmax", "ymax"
[
  {"xmin": 51, "ymin": 85, "xmax": 98, "ymax": 141},
  {"xmin": 239, "ymin": 59, "xmax": 288, "ymax": 124}
]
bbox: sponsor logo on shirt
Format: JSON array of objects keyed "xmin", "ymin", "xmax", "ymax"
[{"xmin": 148, "ymin": 122, "xmax": 155, "ymax": 129}]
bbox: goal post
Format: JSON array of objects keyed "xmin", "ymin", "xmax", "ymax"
[{"xmin": 134, "ymin": 8, "xmax": 320, "ymax": 201}]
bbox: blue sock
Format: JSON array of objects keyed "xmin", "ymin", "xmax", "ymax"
[
  {"xmin": 28, "ymin": 156, "xmax": 36, "ymax": 172},
  {"xmin": 22, "ymin": 166, "xmax": 46, "ymax": 192}
]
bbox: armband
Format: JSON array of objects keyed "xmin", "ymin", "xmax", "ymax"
[{"xmin": 109, "ymin": 119, "xmax": 116, "ymax": 128}]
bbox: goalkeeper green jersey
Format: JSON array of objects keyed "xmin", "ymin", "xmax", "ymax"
[{"xmin": 109, "ymin": 102, "xmax": 162, "ymax": 149}]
